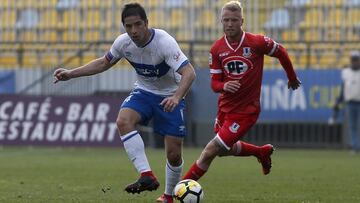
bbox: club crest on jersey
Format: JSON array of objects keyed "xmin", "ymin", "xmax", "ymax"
[
  {"xmin": 229, "ymin": 122, "xmax": 240, "ymax": 133},
  {"xmin": 222, "ymin": 56, "xmax": 253, "ymax": 79},
  {"xmin": 219, "ymin": 51, "xmax": 230, "ymax": 57},
  {"xmin": 243, "ymin": 47, "xmax": 251, "ymax": 57}
]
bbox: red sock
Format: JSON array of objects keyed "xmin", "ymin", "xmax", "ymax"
[
  {"xmin": 163, "ymin": 194, "xmax": 173, "ymax": 199},
  {"xmin": 236, "ymin": 141, "xmax": 261, "ymax": 156},
  {"xmin": 182, "ymin": 162, "xmax": 206, "ymax": 181},
  {"xmin": 141, "ymin": 171, "xmax": 156, "ymax": 179}
]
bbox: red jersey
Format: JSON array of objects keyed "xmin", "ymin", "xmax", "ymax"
[{"xmin": 209, "ymin": 32, "xmax": 297, "ymax": 114}]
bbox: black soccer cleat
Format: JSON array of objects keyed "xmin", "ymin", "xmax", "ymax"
[{"xmin": 124, "ymin": 175, "xmax": 160, "ymax": 194}]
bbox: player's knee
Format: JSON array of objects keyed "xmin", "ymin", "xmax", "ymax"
[
  {"xmin": 116, "ymin": 117, "xmax": 136, "ymax": 134},
  {"xmin": 202, "ymin": 142, "xmax": 221, "ymax": 159},
  {"xmin": 167, "ymin": 150, "xmax": 182, "ymax": 166},
  {"xmin": 218, "ymin": 149, "xmax": 230, "ymax": 157},
  {"xmin": 212, "ymin": 137, "xmax": 231, "ymax": 156}
]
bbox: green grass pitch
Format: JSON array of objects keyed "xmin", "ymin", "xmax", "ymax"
[{"xmin": 0, "ymin": 147, "xmax": 359, "ymax": 203}]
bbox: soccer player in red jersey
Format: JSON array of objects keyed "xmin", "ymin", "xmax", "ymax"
[{"xmin": 183, "ymin": 1, "xmax": 301, "ymax": 181}]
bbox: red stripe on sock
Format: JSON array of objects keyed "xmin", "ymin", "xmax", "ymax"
[{"xmin": 141, "ymin": 171, "xmax": 156, "ymax": 179}]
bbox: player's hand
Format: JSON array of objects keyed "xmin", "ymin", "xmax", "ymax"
[
  {"xmin": 223, "ymin": 81, "xmax": 241, "ymax": 93},
  {"xmin": 288, "ymin": 78, "xmax": 301, "ymax": 90},
  {"xmin": 53, "ymin": 68, "xmax": 72, "ymax": 83},
  {"xmin": 160, "ymin": 96, "xmax": 180, "ymax": 112}
]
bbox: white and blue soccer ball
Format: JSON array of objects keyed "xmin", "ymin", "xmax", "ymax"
[{"xmin": 173, "ymin": 179, "xmax": 204, "ymax": 203}]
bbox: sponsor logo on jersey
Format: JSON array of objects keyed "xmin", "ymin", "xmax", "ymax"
[
  {"xmin": 125, "ymin": 51, "xmax": 132, "ymax": 58},
  {"xmin": 264, "ymin": 36, "xmax": 273, "ymax": 48},
  {"xmin": 243, "ymin": 47, "xmax": 252, "ymax": 58},
  {"xmin": 209, "ymin": 53, "xmax": 212, "ymax": 65},
  {"xmin": 219, "ymin": 51, "xmax": 230, "ymax": 57},
  {"xmin": 229, "ymin": 122, "xmax": 240, "ymax": 133},
  {"xmin": 173, "ymin": 51, "xmax": 181, "ymax": 61},
  {"xmin": 139, "ymin": 68, "xmax": 160, "ymax": 76},
  {"xmin": 222, "ymin": 56, "xmax": 253, "ymax": 79},
  {"xmin": 264, "ymin": 36, "xmax": 271, "ymax": 43}
]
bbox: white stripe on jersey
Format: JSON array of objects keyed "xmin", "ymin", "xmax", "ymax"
[
  {"xmin": 268, "ymin": 42, "xmax": 279, "ymax": 56},
  {"xmin": 210, "ymin": 69, "xmax": 223, "ymax": 74}
]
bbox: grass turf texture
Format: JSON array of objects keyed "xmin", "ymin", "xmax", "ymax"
[{"xmin": 0, "ymin": 147, "xmax": 359, "ymax": 203}]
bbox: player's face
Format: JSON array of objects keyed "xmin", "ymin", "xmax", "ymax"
[
  {"xmin": 123, "ymin": 15, "xmax": 149, "ymax": 46},
  {"xmin": 221, "ymin": 9, "xmax": 243, "ymax": 38}
]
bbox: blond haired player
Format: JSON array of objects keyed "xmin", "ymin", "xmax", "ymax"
[{"xmin": 182, "ymin": 0, "xmax": 301, "ymax": 184}]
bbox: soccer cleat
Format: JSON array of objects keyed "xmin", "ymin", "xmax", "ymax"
[
  {"xmin": 156, "ymin": 194, "xmax": 173, "ymax": 203},
  {"xmin": 257, "ymin": 144, "xmax": 274, "ymax": 175},
  {"xmin": 124, "ymin": 175, "xmax": 160, "ymax": 194}
]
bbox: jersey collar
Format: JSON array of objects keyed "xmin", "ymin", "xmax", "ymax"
[
  {"xmin": 140, "ymin": 28, "xmax": 155, "ymax": 48},
  {"xmin": 224, "ymin": 32, "xmax": 246, "ymax": 52}
]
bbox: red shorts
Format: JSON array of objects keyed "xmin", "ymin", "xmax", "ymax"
[{"xmin": 214, "ymin": 111, "xmax": 259, "ymax": 150}]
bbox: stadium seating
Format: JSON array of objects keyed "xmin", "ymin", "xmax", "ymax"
[
  {"xmin": 264, "ymin": 8, "xmax": 290, "ymax": 29},
  {"xmin": 148, "ymin": 9, "xmax": 166, "ymax": 28},
  {"xmin": 40, "ymin": 52, "xmax": 60, "ymax": 68},
  {"xmin": 195, "ymin": 9, "xmax": 216, "ymax": 29},
  {"xmin": 38, "ymin": 10, "xmax": 58, "ymax": 29},
  {"xmin": 346, "ymin": 8, "xmax": 360, "ymax": 27},
  {"xmin": 40, "ymin": 31, "xmax": 58, "ymax": 42},
  {"xmin": 0, "ymin": 31, "xmax": 16, "ymax": 42},
  {"xmin": 299, "ymin": 9, "xmax": 324, "ymax": 28},
  {"xmin": 169, "ymin": 8, "xmax": 186, "ymax": 29},
  {"xmin": 281, "ymin": 30, "xmax": 299, "ymax": 41},
  {"xmin": 61, "ymin": 10, "xmax": 80, "ymax": 29},
  {"xmin": 63, "ymin": 30, "xmax": 80, "ymax": 42},
  {"xmin": 81, "ymin": 10, "xmax": 101, "ymax": 29},
  {"xmin": 0, "ymin": 0, "xmax": 358, "ymax": 69},
  {"xmin": 0, "ymin": 52, "xmax": 18, "ymax": 68},
  {"xmin": 84, "ymin": 30, "xmax": 101, "ymax": 42}
]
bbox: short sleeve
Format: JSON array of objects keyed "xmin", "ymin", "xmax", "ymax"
[
  {"xmin": 105, "ymin": 35, "xmax": 125, "ymax": 64},
  {"xmin": 209, "ymin": 44, "xmax": 222, "ymax": 74},
  {"xmin": 161, "ymin": 35, "xmax": 189, "ymax": 71}
]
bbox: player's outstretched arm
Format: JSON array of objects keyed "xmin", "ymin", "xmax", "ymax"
[
  {"xmin": 272, "ymin": 44, "xmax": 301, "ymax": 90},
  {"xmin": 160, "ymin": 63, "xmax": 196, "ymax": 112},
  {"xmin": 53, "ymin": 56, "xmax": 113, "ymax": 83}
]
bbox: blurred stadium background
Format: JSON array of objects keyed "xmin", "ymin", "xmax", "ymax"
[{"xmin": 0, "ymin": 0, "xmax": 359, "ymax": 148}]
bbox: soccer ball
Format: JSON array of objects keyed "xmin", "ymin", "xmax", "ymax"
[{"xmin": 173, "ymin": 179, "xmax": 204, "ymax": 203}]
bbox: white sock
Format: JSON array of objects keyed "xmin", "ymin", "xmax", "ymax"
[
  {"xmin": 165, "ymin": 159, "xmax": 183, "ymax": 195},
  {"xmin": 121, "ymin": 130, "xmax": 151, "ymax": 173}
]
